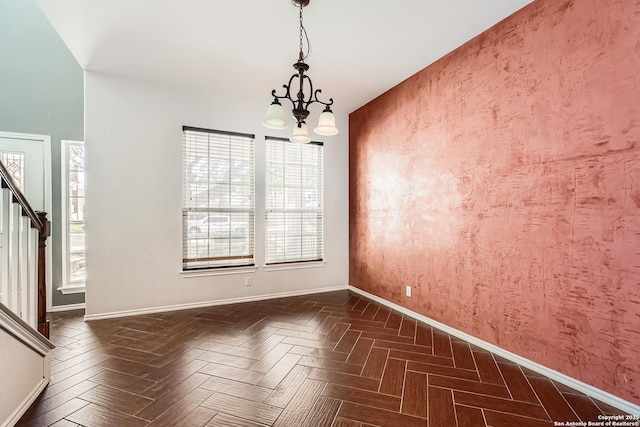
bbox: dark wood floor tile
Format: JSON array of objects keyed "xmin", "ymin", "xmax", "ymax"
[
  {"xmin": 79, "ymin": 384, "xmax": 153, "ymax": 415},
  {"xmin": 20, "ymin": 290, "xmax": 624, "ymax": 427},
  {"xmin": 199, "ymin": 361, "xmax": 266, "ymax": 385},
  {"xmin": 49, "ymin": 419, "xmax": 83, "ymax": 427},
  {"xmin": 429, "ymin": 385, "xmax": 456, "ymax": 427},
  {"xmin": 282, "ymin": 335, "xmax": 334, "ymax": 350},
  {"xmin": 273, "ymin": 328, "xmax": 324, "ymax": 342},
  {"xmin": 143, "ymin": 359, "xmax": 209, "ymax": 399},
  {"xmin": 407, "ymin": 361, "xmax": 480, "ymax": 381},
  {"xmin": 334, "ymin": 330, "xmax": 362, "ymax": 354},
  {"xmin": 197, "ymin": 349, "xmax": 255, "ymax": 369},
  {"xmin": 388, "ymin": 349, "xmax": 453, "ymax": 367},
  {"xmin": 206, "ymin": 412, "xmax": 267, "ymax": 427},
  {"xmin": 146, "ymin": 388, "xmax": 213, "ymax": 427},
  {"xmin": 250, "ymin": 343, "xmax": 294, "ymax": 373},
  {"xmin": 200, "ymin": 376, "xmax": 273, "ymax": 402},
  {"xmin": 414, "ymin": 324, "xmax": 433, "ymax": 348},
  {"xmin": 244, "ymin": 335, "xmax": 285, "ymax": 360},
  {"xmin": 361, "ymin": 331, "xmax": 415, "ymax": 344},
  {"xmin": 45, "ymin": 366, "xmax": 106, "ymax": 398},
  {"xmin": 590, "ymin": 397, "xmax": 629, "ymax": 416},
  {"xmin": 432, "ymin": 331, "xmax": 453, "ymax": 358},
  {"xmin": 312, "ymin": 315, "xmax": 341, "ymax": 336},
  {"xmin": 300, "ymin": 396, "xmax": 341, "ymax": 427},
  {"xmin": 338, "ymin": 402, "xmax": 427, "ymax": 427},
  {"xmin": 18, "ymin": 397, "xmax": 89, "ymax": 427},
  {"xmin": 324, "ymin": 322, "xmax": 351, "ymax": 343},
  {"xmin": 135, "ymin": 372, "xmax": 210, "ymax": 421},
  {"xmin": 66, "ymin": 402, "xmax": 148, "ymax": 427},
  {"xmin": 527, "ymin": 376, "xmax": 579, "ymax": 421},
  {"xmin": 379, "ymin": 358, "xmax": 406, "ymax": 396},
  {"xmin": 264, "ymin": 365, "xmax": 312, "ymax": 408},
  {"xmin": 289, "ymin": 345, "xmax": 349, "ymax": 362},
  {"xmin": 19, "ymin": 380, "xmax": 97, "ymax": 423},
  {"xmin": 453, "ymin": 390, "xmax": 549, "ymax": 420},
  {"xmin": 472, "ymin": 351, "xmax": 505, "ymax": 386},
  {"xmin": 332, "ymin": 418, "xmax": 363, "ymax": 427},
  {"xmin": 170, "ymin": 405, "xmax": 217, "ymax": 426},
  {"xmin": 202, "ymin": 393, "xmax": 282, "ymax": 425},
  {"xmin": 257, "ymin": 353, "xmax": 302, "ymax": 388},
  {"xmin": 430, "ymin": 375, "xmax": 511, "ymax": 399},
  {"xmin": 399, "ymin": 316, "xmax": 417, "ymax": 338},
  {"xmin": 562, "ymin": 393, "xmax": 606, "ymax": 422},
  {"xmin": 308, "ymin": 367, "xmax": 381, "ymax": 392},
  {"xmin": 272, "ymin": 378, "xmax": 325, "ymax": 426},
  {"xmin": 402, "ymin": 371, "xmax": 427, "ymax": 418},
  {"xmin": 298, "ymin": 355, "xmax": 364, "ymax": 376},
  {"xmin": 385, "ymin": 311, "xmax": 403, "ymax": 330},
  {"xmin": 483, "ymin": 410, "xmax": 552, "ymax": 427},
  {"xmin": 361, "ymin": 347, "xmax": 389, "ymax": 379},
  {"xmin": 373, "ymin": 306, "xmax": 391, "ymax": 323},
  {"xmin": 362, "ymin": 302, "xmax": 381, "ymax": 319},
  {"xmin": 496, "ymin": 362, "xmax": 539, "ymax": 403},
  {"xmin": 451, "ymin": 341, "xmax": 477, "ymax": 371},
  {"xmin": 197, "ymin": 340, "xmax": 252, "ymax": 357},
  {"xmin": 346, "ymin": 337, "xmax": 374, "ymax": 365},
  {"xmin": 342, "ymin": 318, "xmax": 389, "ymax": 333},
  {"xmin": 90, "ymin": 367, "xmax": 156, "ymax": 395},
  {"xmin": 456, "ymin": 404, "xmax": 487, "ymax": 427},
  {"xmin": 323, "ymin": 383, "xmax": 401, "ymax": 412},
  {"xmin": 51, "ymin": 349, "xmax": 111, "ymax": 377},
  {"xmin": 97, "ymin": 356, "xmax": 158, "ymax": 377}
]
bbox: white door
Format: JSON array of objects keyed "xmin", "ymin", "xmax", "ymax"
[
  {"xmin": 0, "ymin": 131, "xmax": 52, "ymax": 310},
  {"xmin": 0, "ymin": 134, "xmax": 47, "ymax": 211}
]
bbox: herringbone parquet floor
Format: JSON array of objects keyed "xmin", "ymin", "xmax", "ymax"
[{"xmin": 18, "ymin": 290, "xmax": 626, "ymax": 426}]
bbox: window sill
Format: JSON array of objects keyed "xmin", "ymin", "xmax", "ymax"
[
  {"xmin": 57, "ymin": 284, "xmax": 86, "ymax": 295},
  {"xmin": 180, "ymin": 265, "xmax": 258, "ymax": 278},
  {"xmin": 263, "ymin": 261, "xmax": 326, "ymax": 272}
]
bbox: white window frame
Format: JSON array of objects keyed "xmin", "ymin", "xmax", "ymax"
[
  {"xmin": 264, "ymin": 136, "xmax": 324, "ymax": 266},
  {"xmin": 58, "ymin": 140, "xmax": 85, "ymax": 294},
  {"xmin": 182, "ymin": 126, "xmax": 255, "ymax": 271}
]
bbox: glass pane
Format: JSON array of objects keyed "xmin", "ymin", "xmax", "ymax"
[{"xmin": 0, "ymin": 151, "xmax": 25, "ymax": 191}]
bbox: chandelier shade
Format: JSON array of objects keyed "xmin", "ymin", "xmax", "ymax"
[
  {"xmin": 263, "ymin": 0, "xmax": 338, "ymax": 142},
  {"xmin": 263, "ymin": 100, "xmax": 288, "ymax": 130}
]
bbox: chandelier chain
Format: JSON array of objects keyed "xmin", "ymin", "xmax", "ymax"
[{"xmin": 298, "ymin": 2, "xmax": 310, "ymax": 61}]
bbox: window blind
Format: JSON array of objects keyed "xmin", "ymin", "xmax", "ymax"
[
  {"xmin": 182, "ymin": 127, "xmax": 255, "ymax": 269},
  {"xmin": 265, "ymin": 137, "xmax": 323, "ymax": 264}
]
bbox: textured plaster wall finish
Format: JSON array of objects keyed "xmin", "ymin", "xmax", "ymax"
[
  {"xmin": 84, "ymin": 72, "xmax": 349, "ymax": 317},
  {"xmin": 349, "ymin": 0, "xmax": 640, "ymax": 404}
]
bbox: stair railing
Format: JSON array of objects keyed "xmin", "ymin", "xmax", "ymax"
[{"xmin": 0, "ymin": 159, "xmax": 50, "ymax": 338}]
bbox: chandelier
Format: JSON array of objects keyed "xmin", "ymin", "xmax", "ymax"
[{"xmin": 262, "ymin": 0, "xmax": 338, "ymax": 143}]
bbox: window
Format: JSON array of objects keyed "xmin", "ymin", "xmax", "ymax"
[
  {"xmin": 265, "ymin": 137, "xmax": 323, "ymax": 264},
  {"xmin": 0, "ymin": 152, "xmax": 25, "ymax": 190},
  {"xmin": 60, "ymin": 141, "xmax": 85, "ymax": 293},
  {"xmin": 182, "ymin": 127, "xmax": 255, "ymax": 270}
]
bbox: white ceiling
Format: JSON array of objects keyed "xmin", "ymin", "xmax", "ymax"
[{"xmin": 36, "ymin": 0, "xmax": 533, "ymax": 115}]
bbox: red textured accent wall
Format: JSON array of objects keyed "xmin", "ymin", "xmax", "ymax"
[{"xmin": 349, "ymin": 0, "xmax": 640, "ymax": 403}]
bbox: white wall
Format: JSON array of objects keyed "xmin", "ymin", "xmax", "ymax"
[{"xmin": 84, "ymin": 72, "xmax": 349, "ymax": 317}]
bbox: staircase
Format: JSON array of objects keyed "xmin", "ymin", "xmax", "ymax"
[{"xmin": 0, "ymin": 160, "xmax": 54, "ymax": 427}]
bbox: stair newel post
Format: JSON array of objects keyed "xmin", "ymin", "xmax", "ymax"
[{"xmin": 36, "ymin": 210, "xmax": 50, "ymax": 338}]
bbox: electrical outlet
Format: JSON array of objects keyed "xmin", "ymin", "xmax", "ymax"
[
  {"xmin": 405, "ymin": 286, "xmax": 412, "ymax": 297},
  {"xmin": 245, "ymin": 277, "xmax": 252, "ymax": 287}
]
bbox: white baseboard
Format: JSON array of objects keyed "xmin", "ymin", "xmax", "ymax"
[
  {"xmin": 50, "ymin": 303, "xmax": 86, "ymax": 313},
  {"xmin": 83, "ymin": 285, "xmax": 348, "ymax": 322},
  {"xmin": 349, "ymin": 285, "xmax": 640, "ymax": 415},
  {"xmin": 4, "ymin": 377, "xmax": 50, "ymax": 427}
]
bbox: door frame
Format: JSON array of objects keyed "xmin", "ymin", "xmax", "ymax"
[{"xmin": 0, "ymin": 131, "xmax": 53, "ymax": 312}]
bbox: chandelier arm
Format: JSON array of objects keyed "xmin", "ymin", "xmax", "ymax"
[
  {"xmin": 312, "ymin": 89, "xmax": 334, "ymax": 108},
  {"xmin": 270, "ymin": 73, "xmax": 301, "ymax": 111}
]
